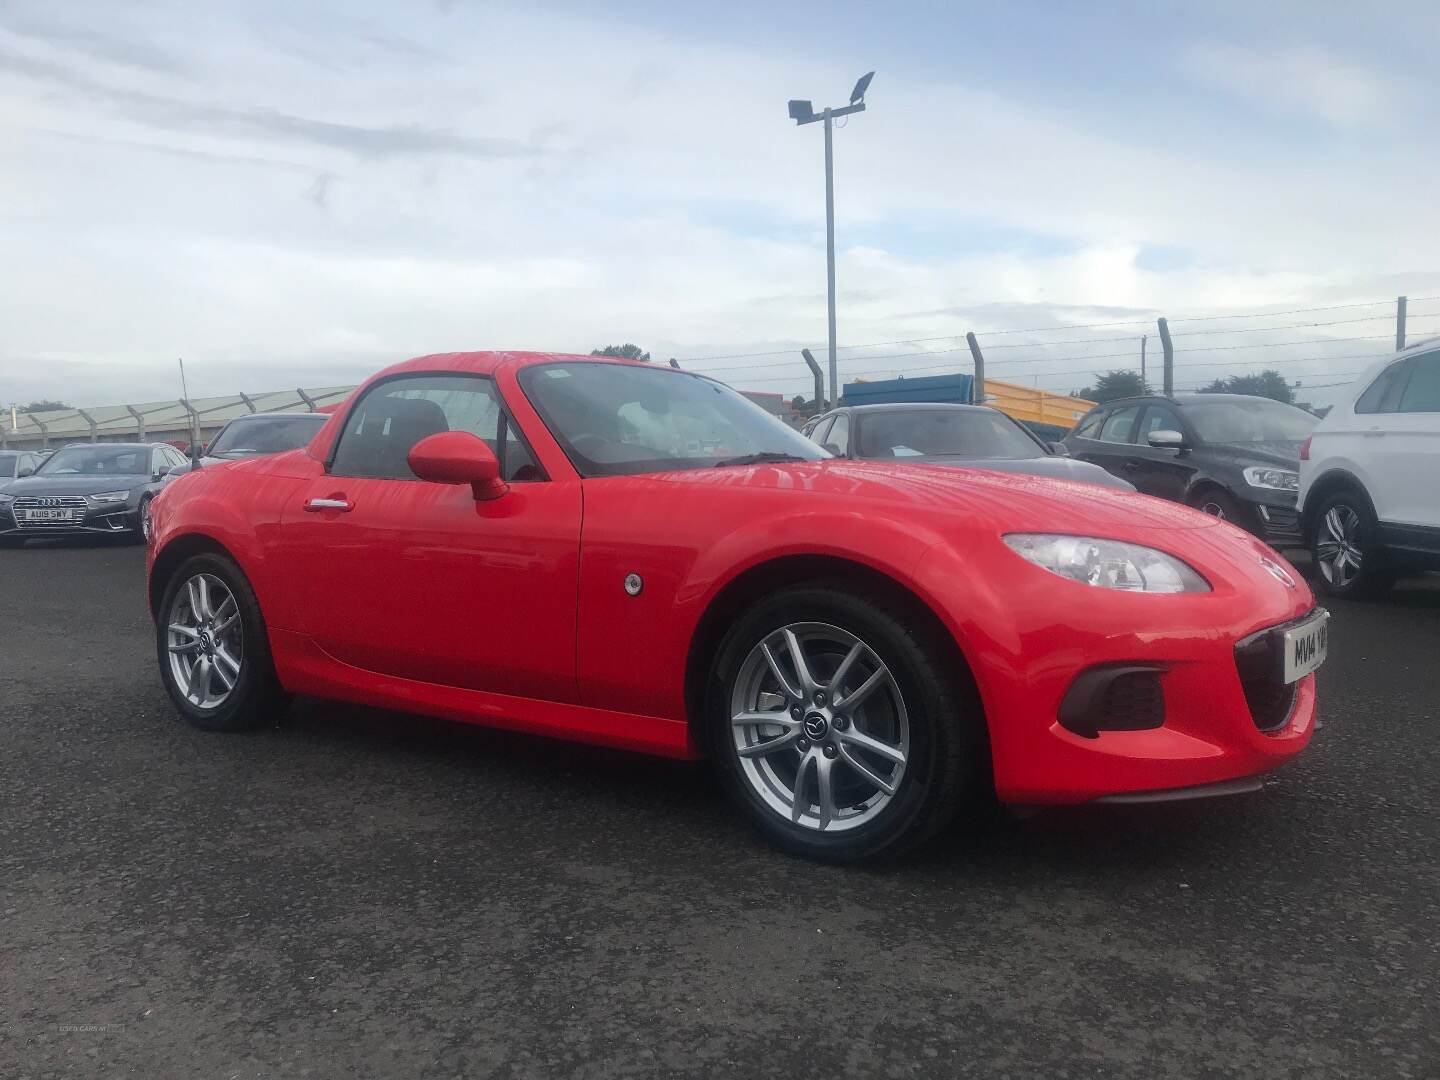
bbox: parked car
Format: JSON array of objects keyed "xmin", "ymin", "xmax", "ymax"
[
  {"xmin": 148, "ymin": 351, "xmax": 1325, "ymax": 862},
  {"xmin": 160, "ymin": 411, "xmax": 330, "ymax": 491},
  {"xmin": 1298, "ymin": 339, "xmax": 1440, "ymax": 598},
  {"xmin": 1065, "ymin": 393, "xmax": 1318, "ymax": 548},
  {"xmin": 802, "ymin": 403, "xmax": 1135, "ymax": 491},
  {"xmin": 0, "ymin": 450, "xmax": 44, "ymax": 480},
  {"xmin": 0, "ymin": 442, "xmax": 187, "ymax": 547}
]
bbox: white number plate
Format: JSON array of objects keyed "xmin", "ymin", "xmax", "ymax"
[
  {"xmin": 1282, "ymin": 610, "xmax": 1329, "ymax": 684},
  {"xmin": 20, "ymin": 508, "xmax": 80, "ymax": 521}
]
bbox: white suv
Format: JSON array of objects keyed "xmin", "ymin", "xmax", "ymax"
[{"xmin": 1298, "ymin": 338, "xmax": 1440, "ymax": 598}]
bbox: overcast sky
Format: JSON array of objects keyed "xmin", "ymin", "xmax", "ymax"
[{"xmin": 3, "ymin": 0, "xmax": 1439, "ymax": 409}]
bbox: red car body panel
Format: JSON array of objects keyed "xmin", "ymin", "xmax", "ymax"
[{"xmin": 148, "ymin": 351, "xmax": 1319, "ymax": 802}]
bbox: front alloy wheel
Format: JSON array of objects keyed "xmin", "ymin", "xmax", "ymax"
[
  {"xmin": 156, "ymin": 552, "xmax": 286, "ymax": 731},
  {"xmin": 1309, "ymin": 492, "xmax": 1394, "ymax": 599},
  {"xmin": 731, "ymin": 623, "xmax": 909, "ymax": 832},
  {"xmin": 710, "ymin": 583, "xmax": 984, "ymax": 862},
  {"xmin": 166, "ymin": 572, "xmax": 244, "ymax": 709}
]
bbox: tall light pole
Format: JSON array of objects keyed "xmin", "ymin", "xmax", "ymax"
[{"xmin": 788, "ymin": 71, "xmax": 874, "ymax": 408}]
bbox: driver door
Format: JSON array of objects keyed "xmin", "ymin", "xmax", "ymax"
[{"xmin": 276, "ymin": 373, "xmax": 582, "ymax": 703}]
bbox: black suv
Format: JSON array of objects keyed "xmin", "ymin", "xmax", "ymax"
[{"xmin": 1063, "ymin": 393, "xmax": 1318, "ymax": 548}]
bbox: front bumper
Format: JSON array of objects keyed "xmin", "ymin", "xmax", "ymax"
[
  {"xmin": 1251, "ymin": 499, "xmax": 1303, "ymax": 548},
  {"xmin": 0, "ymin": 504, "xmax": 140, "ymax": 537},
  {"xmin": 917, "ymin": 532, "xmax": 1320, "ymax": 807}
]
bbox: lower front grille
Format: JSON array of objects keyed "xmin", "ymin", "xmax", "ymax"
[
  {"xmin": 11, "ymin": 495, "xmax": 89, "ymax": 530},
  {"xmin": 1240, "ymin": 677, "xmax": 1297, "ymax": 732}
]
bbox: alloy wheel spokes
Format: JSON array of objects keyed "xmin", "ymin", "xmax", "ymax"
[
  {"xmin": 731, "ymin": 622, "xmax": 910, "ymax": 833},
  {"xmin": 167, "ymin": 573, "xmax": 243, "ymax": 710}
]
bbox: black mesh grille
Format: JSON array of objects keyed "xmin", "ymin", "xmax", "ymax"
[
  {"xmin": 1099, "ymin": 671, "xmax": 1165, "ymax": 731},
  {"xmin": 1239, "ymin": 676, "xmax": 1296, "ymax": 732}
]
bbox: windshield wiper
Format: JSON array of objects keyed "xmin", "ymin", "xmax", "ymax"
[{"xmin": 712, "ymin": 452, "xmax": 808, "ymax": 468}]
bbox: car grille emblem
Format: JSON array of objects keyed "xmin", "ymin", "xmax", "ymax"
[
  {"xmin": 38, "ymin": 497, "xmax": 61, "ymax": 507},
  {"xmin": 1258, "ymin": 555, "xmax": 1296, "ymax": 588}
]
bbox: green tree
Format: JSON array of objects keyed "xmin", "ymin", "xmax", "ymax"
[
  {"xmin": 1075, "ymin": 370, "xmax": 1149, "ymax": 403},
  {"xmin": 21, "ymin": 399, "xmax": 72, "ymax": 412},
  {"xmin": 790, "ymin": 395, "xmax": 824, "ymax": 419},
  {"xmin": 590, "ymin": 344, "xmax": 651, "ymax": 362},
  {"xmin": 1197, "ymin": 370, "xmax": 1294, "ymax": 404}
]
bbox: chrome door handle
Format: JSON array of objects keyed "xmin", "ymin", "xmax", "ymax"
[{"xmin": 304, "ymin": 497, "xmax": 353, "ymax": 512}]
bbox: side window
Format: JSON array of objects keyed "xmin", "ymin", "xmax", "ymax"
[
  {"xmin": 809, "ymin": 417, "xmax": 833, "ymax": 448},
  {"xmin": 150, "ymin": 448, "xmax": 168, "ymax": 475},
  {"xmin": 825, "ymin": 414, "xmax": 851, "ymax": 455},
  {"xmin": 1098, "ymin": 405, "xmax": 1142, "ymax": 443},
  {"xmin": 1398, "ymin": 353, "xmax": 1440, "ymax": 413},
  {"xmin": 331, "ymin": 374, "xmax": 541, "ymax": 482},
  {"xmin": 1355, "ymin": 361, "xmax": 1410, "ymax": 415},
  {"xmin": 1137, "ymin": 405, "xmax": 1183, "ymax": 441},
  {"xmin": 1073, "ymin": 411, "xmax": 1105, "ymax": 439}
]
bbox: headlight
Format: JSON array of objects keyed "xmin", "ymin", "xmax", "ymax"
[
  {"xmin": 1243, "ymin": 466, "xmax": 1298, "ymax": 491},
  {"xmin": 87, "ymin": 490, "xmax": 131, "ymax": 505},
  {"xmin": 1003, "ymin": 534, "xmax": 1210, "ymax": 593}
]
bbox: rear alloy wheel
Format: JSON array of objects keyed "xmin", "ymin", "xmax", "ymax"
[
  {"xmin": 1310, "ymin": 491, "xmax": 1394, "ymax": 599},
  {"xmin": 709, "ymin": 584, "xmax": 983, "ymax": 862},
  {"xmin": 157, "ymin": 553, "xmax": 286, "ymax": 731}
]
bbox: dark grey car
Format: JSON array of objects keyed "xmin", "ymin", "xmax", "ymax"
[
  {"xmin": 160, "ymin": 411, "xmax": 329, "ymax": 492},
  {"xmin": 1063, "ymin": 393, "xmax": 1319, "ymax": 548},
  {"xmin": 802, "ymin": 403, "xmax": 1136, "ymax": 491},
  {"xmin": 0, "ymin": 442, "xmax": 187, "ymax": 547}
]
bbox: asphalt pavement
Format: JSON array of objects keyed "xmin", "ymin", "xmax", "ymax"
[{"xmin": 3, "ymin": 539, "xmax": 1438, "ymax": 1079}]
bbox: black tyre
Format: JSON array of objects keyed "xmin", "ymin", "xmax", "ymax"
[
  {"xmin": 707, "ymin": 582, "xmax": 986, "ymax": 862},
  {"xmin": 155, "ymin": 552, "xmax": 288, "ymax": 731},
  {"xmin": 1309, "ymin": 489, "xmax": 1395, "ymax": 599},
  {"xmin": 1189, "ymin": 487, "xmax": 1247, "ymax": 527}
]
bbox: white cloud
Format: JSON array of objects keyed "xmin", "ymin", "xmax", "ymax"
[
  {"xmin": 1180, "ymin": 42, "xmax": 1393, "ymax": 126},
  {"xmin": 0, "ymin": 2, "xmax": 1435, "ymax": 413}
]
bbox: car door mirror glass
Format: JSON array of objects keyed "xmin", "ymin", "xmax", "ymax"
[
  {"xmin": 408, "ymin": 431, "xmax": 508, "ymax": 500},
  {"xmin": 1147, "ymin": 429, "xmax": 1185, "ymax": 450}
]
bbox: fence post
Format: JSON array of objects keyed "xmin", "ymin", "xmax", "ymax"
[
  {"xmin": 77, "ymin": 409, "xmax": 98, "ymax": 443},
  {"xmin": 1157, "ymin": 318, "xmax": 1174, "ymax": 395},
  {"xmin": 126, "ymin": 405, "xmax": 147, "ymax": 440},
  {"xmin": 296, "ymin": 388, "xmax": 318, "ymax": 412},
  {"xmin": 966, "ymin": 332, "xmax": 986, "ymax": 404},
  {"xmin": 238, "ymin": 392, "xmax": 258, "ymax": 413},
  {"xmin": 800, "ymin": 349, "xmax": 826, "ymax": 409},
  {"xmin": 28, "ymin": 413, "xmax": 49, "ymax": 449},
  {"xmin": 1140, "ymin": 335, "xmax": 1147, "ymax": 389},
  {"xmin": 1397, "ymin": 295, "xmax": 1407, "ymax": 352}
]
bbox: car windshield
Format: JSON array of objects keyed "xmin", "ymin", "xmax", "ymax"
[
  {"xmin": 207, "ymin": 415, "xmax": 327, "ymax": 456},
  {"xmin": 520, "ymin": 361, "xmax": 827, "ymax": 477},
  {"xmin": 857, "ymin": 409, "xmax": 1045, "ymax": 460},
  {"xmin": 34, "ymin": 446, "xmax": 149, "ymax": 476},
  {"xmin": 1184, "ymin": 399, "xmax": 1318, "ymax": 444}
]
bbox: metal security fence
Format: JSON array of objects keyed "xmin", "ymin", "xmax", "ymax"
[{"xmin": 2, "ymin": 386, "xmax": 356, "ymax": 450}]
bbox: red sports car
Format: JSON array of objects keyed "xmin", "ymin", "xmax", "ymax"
[{"xmin": 147, "ymin": 351, "xmax": 1327, "ymax": 861}]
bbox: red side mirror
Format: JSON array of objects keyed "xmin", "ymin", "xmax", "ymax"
[{"xmin": 408, "ymin": 431, "xmax": 509, "ymax": 501}]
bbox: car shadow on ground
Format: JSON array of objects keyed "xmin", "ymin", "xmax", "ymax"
[{"xmin": 272, "ymin": 693, "xmax": 1279, "ymax": 880}]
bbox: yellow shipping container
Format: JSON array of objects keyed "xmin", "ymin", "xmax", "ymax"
[{"xmin": 984, "ymin": 378, "xmax": 1095, "ymax": 431}]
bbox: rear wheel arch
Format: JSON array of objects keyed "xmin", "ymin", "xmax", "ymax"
[
  {"xmin": 683, "ymin": 554, "xmax": 985, "ymax": 749},
  {"xmin": 149, "ymin": 534, "xmax": 242, "ymax": 619}
]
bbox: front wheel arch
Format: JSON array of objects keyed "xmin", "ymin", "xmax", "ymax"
[
  {"xmin": 683, "ymin": 554, "xmax": 986, "ymax": 752},
  {"xmin": 149, "ymin": 533, "xmax": 241, "ymax": 620}
]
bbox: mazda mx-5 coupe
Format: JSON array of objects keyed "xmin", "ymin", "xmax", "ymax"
[{"xmin": 147, "ymin": 351, "xmax": 1327, "ymax": 861}]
